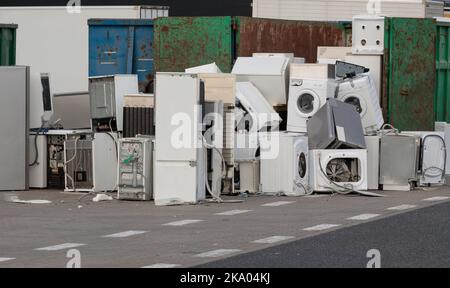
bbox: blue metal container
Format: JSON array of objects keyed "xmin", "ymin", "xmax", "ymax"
[{"xmin": 88, "ymin": 19, "xmax": 154, "ymax": 92}]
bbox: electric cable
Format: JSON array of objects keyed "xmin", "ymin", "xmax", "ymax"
[
  {"xmin": 29, "ymin": 124, "xmax": 45, "ymax": 167},
  {"xmin": 201, "ymin": 136, "xmax": 244, "ymax": 203},
  {"xmin": 203, "ymin": 144, "xmax": 223, "ymax": 203},
  {"xmin": 378, "ymin": 123, "xmax": 399, "ymax": 136},
  {"xmin": 105, "ymin": 132, "xmax": 119, "ymax": 161}
]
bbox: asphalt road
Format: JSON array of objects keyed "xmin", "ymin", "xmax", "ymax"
[
  {"xmin": 199, "ymin": 201, "xmax": 450, "ymax": 268},
  {"xmin": 1, "ymin": 189, "xmax": 450, "ymax": 268}
]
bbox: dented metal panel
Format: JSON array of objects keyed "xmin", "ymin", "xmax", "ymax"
[
  {"xmin": 384, "ymin": 18, "xmax": 436, "ymax": 131},
  {"xmin": 236, "ymin": 17, "xmax": 348, "ymax": 63}
]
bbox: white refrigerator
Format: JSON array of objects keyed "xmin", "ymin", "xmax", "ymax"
[{"xmin": 154, "ymin": 73, "xmax": 206, "ymax": 206}]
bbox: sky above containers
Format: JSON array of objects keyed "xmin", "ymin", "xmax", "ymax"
[{"xmin": 0, "ymin": 0, "xmax": 252, "ymax": 16}]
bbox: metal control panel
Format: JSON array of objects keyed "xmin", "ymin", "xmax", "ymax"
[{"xmin": 118, "ymin": 137, "xmax": 153, "ymax": 201}]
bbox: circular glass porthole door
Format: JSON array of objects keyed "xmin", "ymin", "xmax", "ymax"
[
  {"xmin": 295, "ymin": 90, "xmax": 321, "ymax": 117},
  {"xmin": 342, "ymin": 94, "xmax": 367, "ymax": 118}
]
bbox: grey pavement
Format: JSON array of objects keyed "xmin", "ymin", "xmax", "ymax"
[{"xmin": 0, "ymin": 187, "xmax": 449, "ymax": 268}]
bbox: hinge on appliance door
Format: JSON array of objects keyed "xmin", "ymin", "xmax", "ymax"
[{"xmin": 189, "ymin": 161, "xmax": 197, "ymax": 167}]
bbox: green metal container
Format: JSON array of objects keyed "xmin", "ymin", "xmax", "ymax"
[
  {"xmin": 154, "ymin": 16, "xmax": 349, "ymax": 73},
  {"xmin": 383, "ymin": 18, "xmax": 436, "ymax": 131},
  {"xmin": 436, "ymin": 20, "xmax": 450, "ymax": 123},
  {"xmin": 0, "ymin": 24, "xmax": 17, "ymax": 66}
]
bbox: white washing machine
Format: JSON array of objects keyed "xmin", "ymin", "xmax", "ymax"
[
  {"xmin": 309, "ymin": 149, "xmax": 368, "ymax": 192},
  {"xmin": 402, "ymin": 131, "xmax": 446, "ymax": 186},
  {"xmin": 344, "ymin": 54, "xmax": 382, "ymax": 98},
  {"xmin": 260, "ymin": 132, "xmax": 310, "ymax": 196},
  {"xmin": 337, "ymin": 75, "xmax": 383, "ymax": 135},
  {"xmin": 287, "ymin": 78, "xmax": 336, "ymax": 133}
]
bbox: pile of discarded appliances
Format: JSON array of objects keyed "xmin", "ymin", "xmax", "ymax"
[{"xmin": 24, "ymin": 16, "xmax": 447, "ymax": 206}]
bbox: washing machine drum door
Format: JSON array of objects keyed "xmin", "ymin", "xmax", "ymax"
[
  {"xmin": 296, "ymin": 90, "xmax": 321, "ymax": 117},
  {"xmin": 342, "ymin": 94, "xmax": 368, "ymax": 118},
  {"xmin": 297, "ymin": 152, "xmax": 307, "ymax": 179}
]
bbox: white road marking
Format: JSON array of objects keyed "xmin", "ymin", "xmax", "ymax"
[
  {"xmin": 142, "ymin": 263, "xmax": 180, "ymax": 268},
  {"xmin": 387, "ymin": 204, "xmax": 417, "ymax": 211},
  {"xmin": 261, "ymin": 201, "xmax": 296, "ymax": 207},
  {"xmin": 215, "ymin": 210, "xmax": 253, "ymax": 216},
  {"xmin": 303, "ymin": 224, "xmax": 341, "ymax": 231},
  {"xmin": 423, "ymin": 196, "xmax": 450, "ymax": 202},
  {"xmin": 103, "ymin": 230, "xmax": 147, "ymax": 238},
  {"xmin": 163, "ymin": 219, "xmax": 204, "ymax": 226},
  {"xmin": 35, "ymin": 243, "xmax": 86, "ymax": 251},
  {"xmin": 252, "ymin": 236, "xmax": 294, "ymax": 244},
  {"xmin": 347, "ymin": 214, "xmax": 381, "ymax": 221},
  {"xmin": 194, "ymin": 249, "xmax": 242, "ymax": 258},
  {"xmin": 0, "ymin": 258, "xmax": 15, "ymax": 263}
]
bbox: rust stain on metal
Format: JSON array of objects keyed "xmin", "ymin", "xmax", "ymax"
[{"xmin": 236, "ymin": 17, "xmax": 347, "ymax": 63}]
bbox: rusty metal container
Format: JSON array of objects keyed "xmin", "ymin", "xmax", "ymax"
[
  {"xmin": 383, "ymin": 17, "xmax": 436, "ymax": 131},
  {"xmin": 88, "ymin": 19, "xmax": 154, "ymax": 93},
  {"xmin": 154, "ymin": 16, "xmax": 350, "ymax": 73}
]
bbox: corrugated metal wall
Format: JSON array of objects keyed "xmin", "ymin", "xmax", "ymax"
[{"xmin": 252, "ymin": 0, "xmax": 443, "ymax": 21}]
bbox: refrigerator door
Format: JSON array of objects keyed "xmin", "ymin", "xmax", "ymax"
[
  {"xmin": 155, "ymin": 73, "xmax": 202, "ymax": 161},
  {"xmin": 154, "ymin": 73, "xmax": 205, "ymax": 205}
]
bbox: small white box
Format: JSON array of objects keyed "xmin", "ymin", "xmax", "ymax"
[{"xmin": 352, "ymin": 15, "xmax": 385, "ymax": 55}]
